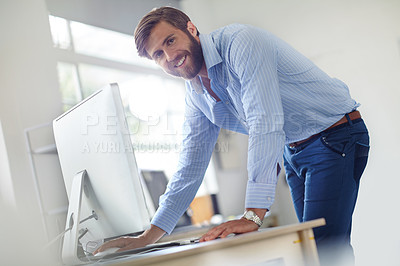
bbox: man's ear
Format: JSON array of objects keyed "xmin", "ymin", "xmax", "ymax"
[{"xmin": 186, "ymin": 21, "xmax": 198, "ymax": 37}]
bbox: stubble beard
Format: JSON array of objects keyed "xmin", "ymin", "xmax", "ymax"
[{"xmin": 167, "ymin": 33, "xmax": 204, "ymax": 80}]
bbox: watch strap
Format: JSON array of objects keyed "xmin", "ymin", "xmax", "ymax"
[{"xmin": 242, "ymin": 210, "xmax": 263, "ymax": 227}]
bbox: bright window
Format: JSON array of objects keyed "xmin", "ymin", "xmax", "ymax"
[
  {"xmin": 49, "ymin": 15, "xmax": 186, "ymax": 177},
  {"xmin": 70, "ymin": 20, "xmax": 157, "ymax": 69}
]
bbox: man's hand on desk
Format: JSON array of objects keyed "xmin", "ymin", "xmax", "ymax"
[
  {"xmin": 93, "ymin": 224, "xmax": 165, "ymax": 255},
  {"xmin": 93, "ymin": 235, "xmax": 146, "ymax": 255},
  {"xmin": 199, "ymin": 208, "xmax": 267, "ymax": 242}
]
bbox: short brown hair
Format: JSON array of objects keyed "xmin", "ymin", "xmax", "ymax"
[{"xmin": 134, "ymin": 7, "xmax": 197, "ymax": 59}]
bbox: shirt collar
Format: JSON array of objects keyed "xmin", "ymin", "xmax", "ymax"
[
  {"xmin": 199, "ymin": 33, "xmax": 222, "ymax": 70},
  {"xmin": 188, "ymin": 33, "xmax": 222, "ymax": 94}
]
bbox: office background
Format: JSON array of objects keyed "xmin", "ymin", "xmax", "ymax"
[{"xmin": 0, "ymin": 0, "xmax": 399, "ymax": 265}]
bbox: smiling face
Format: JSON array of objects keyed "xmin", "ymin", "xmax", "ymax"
[{"xmin": 145, "ymin": 21, "xmax": 205, "ymax": 80}]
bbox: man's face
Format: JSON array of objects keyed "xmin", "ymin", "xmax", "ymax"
[{"xmin": 145, "ymin": 21, "xmax": 204, "ymax": 80}]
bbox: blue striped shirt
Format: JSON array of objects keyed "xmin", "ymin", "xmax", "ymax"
[{"xmin": 151, "ymin": 24, "xmax": 359, "ymax": 234}]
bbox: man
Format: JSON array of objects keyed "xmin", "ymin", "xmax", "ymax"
[{"xmin": 95, "ymin": 7, "xmax": 370, "ymax": 265}]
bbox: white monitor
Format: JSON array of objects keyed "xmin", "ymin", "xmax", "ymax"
[{"xmin": 53, "ymin": 83, "xmax": 150, "ymax": 264}]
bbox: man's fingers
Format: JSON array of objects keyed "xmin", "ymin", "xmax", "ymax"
[
  {"xmin": 220, "ymin": 227, "xmax": 233, "ymax": 238},
  {"xmin": 200, "ymin": 219, "xmax": 259, "ymax": 243},
  {"xmin": 94, "ymin": 243, "xmax": 111, "ymax": 254},
  {"xmin": 93, "ymin": 237, "xmax": 128, "ymax": 254},
  {"xmin": 200, "ymin": 226, "xmax": 225, "ymax": 242},
  {"xmin": 94, "ymin": 241, "xmax": 116, "ymax": 254}
]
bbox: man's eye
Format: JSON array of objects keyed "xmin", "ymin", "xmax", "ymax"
[
  {"xmin": 154, "ymin": 51, "xmax": 163, "ymax": 59},
  {"xmin": 167, "ymin": 38, "xmax": 175, "ymax": 45}
]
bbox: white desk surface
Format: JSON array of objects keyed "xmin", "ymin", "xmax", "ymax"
[{"xmin": 97, "ymin": 218, "xmax": 325, "ymax": 266}]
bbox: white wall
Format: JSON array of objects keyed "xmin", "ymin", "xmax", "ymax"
[
  {"xmin": 0, "ymin": 0, "xmax": 63, "ymax": 263},
  {"xmin": 181, "ymin": 0, "xmax": 400, "ymax": 265},
  {"xmin": 0, "ymin": 120, "xmax": 16, "ymax": 207}
]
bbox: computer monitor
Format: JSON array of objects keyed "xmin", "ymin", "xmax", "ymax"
[{"xmin": 53, "ymin": 83, "xmax": 151, "ymax": 265}]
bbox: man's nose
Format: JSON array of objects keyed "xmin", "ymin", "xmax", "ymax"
[{"xmin": 164, "ymin": 49, "xmax": 176, "ymax": 62}]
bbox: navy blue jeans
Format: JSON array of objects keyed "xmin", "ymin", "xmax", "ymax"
[{"xmin": 283, "ymin": 116, "xmax": 370, "ymax": 266}]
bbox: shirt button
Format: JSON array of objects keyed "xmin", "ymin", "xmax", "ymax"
[
  {"xmin": 225, "ymin": 100, "xmax": 230, "ymax": 105},
  {"xmin": 267, "ymin": 197, "xmax": 272, "ymax": 201}
]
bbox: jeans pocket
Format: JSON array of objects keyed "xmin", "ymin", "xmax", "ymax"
[
  {"xmin": 354, "ymin": 142, "xmax": 370, "ymax": 182},
  {"xmin": 320, "ymin": 129, "xmax": 351, "ymax": 157}
]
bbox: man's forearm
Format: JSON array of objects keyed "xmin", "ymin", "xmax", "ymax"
[{"xmin": 139, "ymin": 224, "xmax": 166, "ymax": 245}]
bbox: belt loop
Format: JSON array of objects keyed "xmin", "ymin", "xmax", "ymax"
[{"xmin": 345, "ymin": 113, "xmax": 353, "ymax": 126}]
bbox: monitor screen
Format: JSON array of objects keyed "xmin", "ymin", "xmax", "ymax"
[{"xmin": 53, "ymin": 83, "xmax": 151, "ymax": 263}]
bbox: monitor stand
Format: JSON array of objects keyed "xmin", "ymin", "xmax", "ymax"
[{"xmin": 62, "ymin": 170, "xmax": 88, "ymax": 265}]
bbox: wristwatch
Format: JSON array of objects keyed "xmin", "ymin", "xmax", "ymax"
[{"xmin": 241, "ymin": 210, "xmax": 263, "ymax": 227}]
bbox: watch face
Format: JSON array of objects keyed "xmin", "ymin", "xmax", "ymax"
[
  {"xmin": 244, "ymin": 210, "xmax": 255, "ymax": 219},
  {"xmin": 243, "ymin": 210, "xmax": 262, "ymax": 227}
]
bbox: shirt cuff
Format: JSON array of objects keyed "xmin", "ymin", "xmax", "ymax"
[
  {"xmin": 245, "ymin": 181, "xmax": 276, "ymax": 210},
  {"xmin": 150, "ymin": 205, "xmax": 182, "ymax": 235}
]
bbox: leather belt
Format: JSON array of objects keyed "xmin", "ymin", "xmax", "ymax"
[{"xmin": 289, "ymin": 110, "xmax": 361, "ymax": 148}]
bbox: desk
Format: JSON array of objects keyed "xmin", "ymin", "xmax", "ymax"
[{"xmin": 102, "ymin": 218, "xmax": 325, "ymax": 266}]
